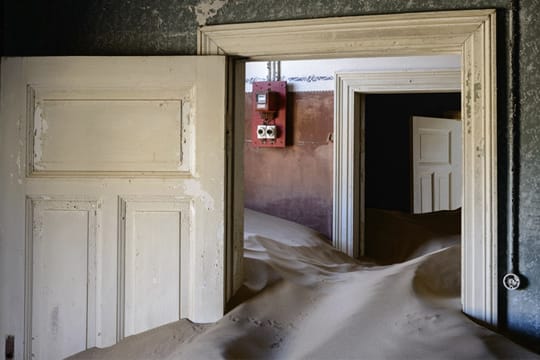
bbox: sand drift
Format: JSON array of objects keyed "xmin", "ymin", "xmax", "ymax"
[{"xmin": 72, "ymin": 209, "xmax": 538, "ymax": 359}]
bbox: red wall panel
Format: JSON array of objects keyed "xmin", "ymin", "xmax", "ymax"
[{"xmin": 244, "ymin": 91, "xmax": 333, "ymax": 239}]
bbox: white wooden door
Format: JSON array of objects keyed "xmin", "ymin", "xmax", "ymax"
[
  {"xmin": 0, "ymin": 57, "xmax": 227, "ymax": 359},
  {"xmin": 412, "ymin": 116, "xmax": 462, "ymax": 214}
]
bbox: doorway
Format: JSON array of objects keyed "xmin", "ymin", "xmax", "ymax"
[
  {"xmin": 199, "ymin": 9, "xmax": 498, "ymax": 326},
  {"xmin": 363, "ymin": 92, "xmax": 462, "ymax": 265}
]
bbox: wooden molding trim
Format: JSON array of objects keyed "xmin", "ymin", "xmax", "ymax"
[
  {"xmin": 199, "ymin": 10, "xmax": 492, "ymax": 59},
  {"xmin": 334, "ymin": 70, "xmax": 461, "ymax": 259},
  {"xmin": 461, "ymin": 13, "xmax": 498, "ymax": 325},
  {"xmin": 198, "ymin": 9, "xmax": 498, "ymax": 327}
]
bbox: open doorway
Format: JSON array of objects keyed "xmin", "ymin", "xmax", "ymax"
[
  {"xmin": 242, "ymin": 57, "xmax": 460, "ymax": 244},
  {"xmin": 201, "ymin": 9, "xmax": 498, "ymax": 326},
  {"xmin": 363, "ymin": 93, "xmax": 462, "ymax": 265}
]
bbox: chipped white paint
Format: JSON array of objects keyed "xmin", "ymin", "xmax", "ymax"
[
  {"xmin": 180, "ymin": 98, "xmax": 194, "ymax": 171},
  {"xmin": 183, "ymin": 179, "xmax": 215, "ymax": 211},
  {"xmin": 192, "ymin": 0, "xmax": 228, "ymax": 26},
  {"xmin": 32, "ymin": 103, "xmax": 45, "ymax": 167},
  {"xmin": 15, "ymin": 154, "xmax": 21, "ymax": 174},
  {"xmin": 0, "ymin": 57, "xmax": 227, "ymax": 359}
]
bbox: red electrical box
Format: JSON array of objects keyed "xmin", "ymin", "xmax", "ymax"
[{"xmin": 251, "ymin": 81, "xmax": 287, "ymax": 147}]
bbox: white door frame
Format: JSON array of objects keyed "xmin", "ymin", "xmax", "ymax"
[
  {"xmin": 199, "ymin": 9, "xmax": 498, "ymax": 327},
  {"xmin": 333, "ymin": 70, "xmax": 461, "ymax": 257}
]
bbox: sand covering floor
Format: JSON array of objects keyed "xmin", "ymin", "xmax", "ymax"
[{"xmin": 72, "ymin": 209, "xmax": 539, "ymax": 359}]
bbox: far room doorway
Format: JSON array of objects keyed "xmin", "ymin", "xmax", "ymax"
[{"xmin": 363, "ymin": 93, "xmax": 462, "ymax": 265}]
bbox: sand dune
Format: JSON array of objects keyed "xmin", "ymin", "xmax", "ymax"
[{"xmin": 72, "ymin": 209, "xmax": 539, "ymax": 359}]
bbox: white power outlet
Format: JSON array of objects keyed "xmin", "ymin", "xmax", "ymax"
[
  {"xmin": 257, "ymin": 125, "xmax": 267, "ymax": 139},
  {"xmin": 265, "ymin": 125, "xmax": 277, "ymax": 139}
]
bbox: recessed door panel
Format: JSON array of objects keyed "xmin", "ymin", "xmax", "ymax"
[
  {"xmin": 120, "ymin": 197, "xmax": 191, "ymax": 337},
  {"xmin": 29, "ymin": 198, "xmax": 98, "ymax": 359},
  {"xmin": 31, "ymin": 96, "xmax": 186, "ymax": 174}
]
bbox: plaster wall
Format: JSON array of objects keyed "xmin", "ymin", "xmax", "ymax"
[
  {"xmin": 245, "ymin": 56, "xmax": 460, "ymax": 92},
  {"xmin": 2, "ymin": 0, "xmax": 539, "ymax": 350},
  {"xmin": 244, "ymin": 91, "xmax": 334, "ymax": 239}
]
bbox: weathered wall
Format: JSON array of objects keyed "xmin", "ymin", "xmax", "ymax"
[
  {"xmin": 244, "ymin": 92, "xmax": 333, "ymax": 239},
  {"xmin": 365, "ymin": 93, "xmax": 461, "ymax": 212},
  {"xmin": 2, "ymin": 0, "xmax": 539, "ymax": 350},
  {"xmin": 510, "ymin": 0, "xmax": 540, "ymax": 348}
]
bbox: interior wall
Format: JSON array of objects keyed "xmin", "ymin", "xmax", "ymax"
[
  {"xmin": 244, "ymin": 57, "xmax": 459, "ymax": 240},
  {"xmin": 2, "ymin": 0, "xmax": 540, "ymax": 350},
  {"xmin": 244, "ymin": 91, "xmax": 333, "ymax": 239},
  {"xmin": 364, "ymin": 93, "xmax": 461, "ymax": 212},
  {"xmin": 245, "ymin": 56, "xmax": 461, "ymax": 92}
]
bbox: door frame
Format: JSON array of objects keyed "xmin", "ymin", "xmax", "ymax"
[
  {"xmin": 333, "ymin": 69, "xmax": 461, "ymax": 256},
  {"xmin": 199, "ymin": 10, "xmax": 498, "ymax": 326}
]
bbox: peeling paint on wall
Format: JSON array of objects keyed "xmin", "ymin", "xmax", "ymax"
[{"xmin": 191, "ymin": 0, "xmax": 228, "ymax": 26}]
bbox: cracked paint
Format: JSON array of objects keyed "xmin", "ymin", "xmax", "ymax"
[
  {"xmin": 183, "ymin": 179, "xmax": 215, "ymax": 211},
  {"xmin": 191, "ymin": 0, "xmax": 228, "ymax": 26},
  {"xmin": 32, "ymin": 104, "xmax": 47, "ymax": 170}
]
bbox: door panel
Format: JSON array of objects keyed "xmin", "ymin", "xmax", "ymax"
[
  {"xmin": 29, "ymin": 86, "xmax": 193, "ymax": 175},
  {"xmin": 412, "ymin": 116, "xmax": 462, "ymax": 214},
  {"xmin": 120, "ymin": 197, "xmax": 190, "ymax": 338},
  {"xmin": 0, "ymin": 57, "xmax": 227, "ymax": 359},
  {"xmin": 420, "ymin": 173, "xmax": 434, "ymax": 213},
  {"xmin": 29, "ymin": 198, "xmax": 98, "ymax": 359}
]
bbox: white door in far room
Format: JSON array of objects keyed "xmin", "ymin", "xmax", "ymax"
[
  {"xmin": 412, "ymin": 115, "xmax": 462, "ymax": 214},
  {"xmin": 0, "ymin": 57, "xmax": 227, "ymax": 359}
]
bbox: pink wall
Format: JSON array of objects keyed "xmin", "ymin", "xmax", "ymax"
[{"xmin": 244, "ymin": 91, "xmax": 334, "ymax": 239}]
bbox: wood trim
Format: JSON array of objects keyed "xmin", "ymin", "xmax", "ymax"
[
  {"xmin": 334, "ymin": 70, "xmax": 461, "ymax": 258},
  {"xmin": 460, "ymin": 12, "xmax": 498, "ymax": 325},
  {"xmin": 24, "ymin": 198, "xmax": 34, "ymax": 360},
  {"xmin": 199, "ymin": 10, "xmax": 492, "ymax": 59},
  {"xmin": 198, "ymin": 9, "xmax": 498, "ymax": 327},
  {"xmin": 224, "ymin": 59, "xmax": 245, "ymax": 303}
]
